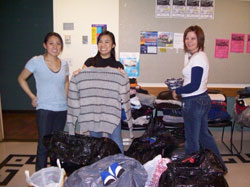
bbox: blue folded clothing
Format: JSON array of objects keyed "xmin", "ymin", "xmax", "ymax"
[
  {"xmin": 208, "ymin": 108, "xmax": 231, "ymax": 121},
  {"xmin": 245, "ymin": 86, "xmax": 250, "ymax": 93}
]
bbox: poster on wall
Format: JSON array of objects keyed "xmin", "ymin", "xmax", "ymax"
[
  {"xmin": 230, "ymin": 33, "xmax": 245, "ymax": 53},
  {"xmin": 155, "ymin": 0, "xmax": 215, "ymax": 19},
  {"xmin": 200, "ymin": 0, "xmax": 215, "ymax": 19},
  {"xmin": 155, "ymin": 0, "xmax": 171, "ymax": 18},
  {"xmin": 186, "ymin": 0, "xmax": 200, "ymax": 19},
  {"xmin": 140, "ymin": 31, "xmax": 158, "ymax": 54},
  {"xmin": 120, "ymin": 52, "xmax": 140, "ymax": 77},
  {"xmin": 247, "ymin": 34, "xmax": 250, "ymax": 53},
  {"xmin": 91, "ymin": 24, "xmax": 107, "ymax": 44},
  {"xmin": 158, "ymin": 32, "xmax": 174, "ymax": 50},
  {"xmin": 173, "ymin": 33, "xmax": 184, "ymax": 50},
  {"xmin": 65, "ymin": 35, "xmax": 71, "ymax": 44},
  {"xmin": 214, "ymin": 39, "xmax": 229, "ymax": 59},
  {"xmin": 91, "ymin": 45, "xmax": 98, "ymax": 57},
  {"xmin": 172, "ymin": 0, "xmax": 186, "ymax": 18}
]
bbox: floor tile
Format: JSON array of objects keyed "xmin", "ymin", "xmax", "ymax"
[{"xmin": 0, "ymin": 129, "xmax": 250, "ymax": 187}]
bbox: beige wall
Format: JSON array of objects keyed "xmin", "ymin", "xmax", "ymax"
[
  {"xmin": 53, "ymin": 0, "xmax": 250, "ymax": 87},
  {"xmin": 53, "ymin": 0, "xmax": 119, "ymax": 76},
  {"xmin": 119, "ymin": 0, "xmax": 250, "ymax": 85}
]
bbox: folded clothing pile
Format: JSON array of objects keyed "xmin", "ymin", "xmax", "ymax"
[
  {"xmin": 208, "ymin": 92, "xmax": 231, "ymax": 122},
  {"xmin": 165, "ymin": 78, "xmax": 184, "ymax": 91},
  {"xmin": 233, "ymin": 89, "xmax": 250, "ymax": 127}
]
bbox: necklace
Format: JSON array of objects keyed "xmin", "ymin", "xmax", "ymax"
[{"xmin": 188, "ymin": 50, "xmax": 199, "ymax": 60}]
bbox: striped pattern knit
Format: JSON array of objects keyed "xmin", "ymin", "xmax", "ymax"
[{"xmin": 66, "ymin": 67, "xmax": 132, "ymax": 135}]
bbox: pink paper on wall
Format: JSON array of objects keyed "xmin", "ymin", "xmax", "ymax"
[
  {"xmin": 247, "ymin": 34, "xmax": 250, "ymax": 53},
  {"xmin": 214, "ymin": 39, "xmax": 229, "ymax": 59},
  {"xmin": 230, "ymin": 33, "xmax": 245, "ymax": 53}
]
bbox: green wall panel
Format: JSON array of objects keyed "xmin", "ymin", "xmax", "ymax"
[{"xmin": 0, "ymin": 0, "xmax": 53, "ymax": 110}]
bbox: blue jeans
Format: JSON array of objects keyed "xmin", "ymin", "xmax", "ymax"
[
  {"xmin": 36, "ymin": 109, "xmax": 67, "ymax": 171},
  {"xmin": 90, "ymin": 122, "xmax": 124, "ymax": 154},
  {"xmin": 182, "ymin": 94, "xmax": 225, "ymax": 166}
]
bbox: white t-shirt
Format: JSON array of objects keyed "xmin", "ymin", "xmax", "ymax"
[{"xmin": 181, "ymin": 51, "xmax": 209, "ymax": 98}]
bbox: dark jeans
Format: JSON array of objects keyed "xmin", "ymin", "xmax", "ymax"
[
  {"xmin": 182, "ymin": 94, "xmax": 226, "ymax": 167},
  {"xmin": 36, "ymin": 109, "xmax": 66, "ymax": 171}
]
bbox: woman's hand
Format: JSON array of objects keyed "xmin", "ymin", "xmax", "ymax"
[
  {"xmin": 73, "ymin": 68, "xmax": 81, "ymax": 75},
  {"xmin": 31, "ymin": 96, "xmax": 38, "ymax": 107},
  {"xmin": 118, "ymin": 67, "xmax": 126, "ymax": 74},
  {"xmin": 172, "ymin": 90, "xmax": 178, "ymax": 100},
  {"xmin": 73, "ymin": 65, "xmax": 88, "ymax": 76}
]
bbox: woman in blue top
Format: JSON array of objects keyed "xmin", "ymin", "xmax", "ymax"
[
  {"xmin": 18, "ymin": 32, "xmax": 69, "ymax": 171},
  {"xmin": 172, "ymin": 25, "xmax": 227, "ymax": 171}
]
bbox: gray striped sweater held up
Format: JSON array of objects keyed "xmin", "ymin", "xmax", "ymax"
[{"xmin": 66, "ymin": 67, "xmax": 133, "ymax": 138}]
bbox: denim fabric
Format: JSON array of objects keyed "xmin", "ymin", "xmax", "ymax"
[
  {"xmin": 90, "ymin": 122, "xmax": 124, "ymax": 154},
  {"xmin": 182, "ymin": 94, "xmax": 225, "ymax": 166},
  {"xmin": 36, "ymin": 109, "xmax": 66, "ymax": 171}
]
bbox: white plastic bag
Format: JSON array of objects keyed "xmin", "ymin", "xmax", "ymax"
[
  {"xmin": 25, "ymin": 159, "xmax": 66, "ymax": 187},
  {"xmin": 143, "ymin": 154, "xmax": 171, "ymax": 187}
]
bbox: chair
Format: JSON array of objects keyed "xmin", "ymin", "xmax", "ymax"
[
  {"xmin": 154, "ymin": 90, "xmax": 235, "ymax": 153},
  {"xmin": 121, "ymin": 106, "xmax": 154, "ymax": 131},
  {"xmin": 153, "ymin": 91, "xmax": 184, "ymax": 132},
  {"xmin": 121, "ymin": 119, "xmax": 152, "ymax": 131},
  {"xmin": 231, "ymin": 122, "xmax": 250, "ymax": 154},
  {"xmin": 231, "ymin": 90, "xmax": 250, "ymax": 154},
  {"xmin": 207, "ymin": 90, "xmax": 234, "ymax": 153},
  {"xmin": 154, "ymin": 90, "xmax": 182, "ymax": 124}
]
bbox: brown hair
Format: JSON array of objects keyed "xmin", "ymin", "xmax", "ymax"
[{"xmin": 183, "ymin": 25, "xmax": 205, "ymax": 53}]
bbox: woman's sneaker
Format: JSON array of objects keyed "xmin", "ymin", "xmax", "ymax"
[{"xmin": 108, "ymin": 162, "xmax": 125, "ymax": 178}]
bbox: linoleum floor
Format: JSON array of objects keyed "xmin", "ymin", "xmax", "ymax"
[{"xmin": 1, "ymin": 129, "xmax": 250, "ymax": 187}]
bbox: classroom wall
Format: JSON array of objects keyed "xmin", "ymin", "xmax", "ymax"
[
  {"xmin": 53, "ymin": 0, "xmax": 119, "ymax": 76},
  {"xmin": 0, "ymin": 0, "xmax": 53, "ymax": 110},
  {"xmin": 119, "ymin": 0, "xmax": 250, "ymax": 85},
  {"xmin": 1, "ymin": 0, "xmax": 249, "ymax": 110}
]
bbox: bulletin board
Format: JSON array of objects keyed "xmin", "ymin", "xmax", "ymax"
[{"xmin": 119, "ymin": 0, "xmax": 250, "ymax": 84}]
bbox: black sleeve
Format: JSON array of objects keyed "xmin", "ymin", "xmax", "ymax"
[
  {"xmin": 84, "ymin": 57, "xmax": 93, "ymax": 67},
  {"xmin": 117, "ymin": 61, "xmax": 124, "ymax": 69}
]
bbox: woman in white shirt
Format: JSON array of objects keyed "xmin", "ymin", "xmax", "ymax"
[{"xmin": 172, "ymin": 25, "xmax": 227, "ymax": 172}]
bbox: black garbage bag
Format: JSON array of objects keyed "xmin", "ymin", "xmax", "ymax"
[
  {"xmin": 64, "ymin": 154, "xmax": 148, "ymax": 187},
  {"xmin": 125, "ymin": 132, "xmax": 177, "ymax": 164},
  {"xmin": 170, "ymin": 147, "xmax": 186, "ymax": 161},
  {"xmin": 43, "ymin": 131, "xmax": 121, "ymax": 175},
  {"xmin": 145, "ymin": 119, "xmax": 185, "ymax": 145},
  {"xmin": 159, "ymin": 149, "xmax": 228, "ymax": 187}
]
